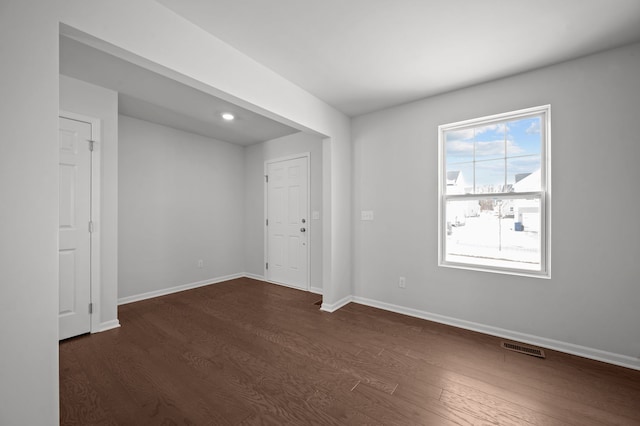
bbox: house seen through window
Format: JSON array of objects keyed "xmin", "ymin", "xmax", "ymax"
[{"xmin": 439, "ymin": 105, "xmax": 550, "ymax": 277}]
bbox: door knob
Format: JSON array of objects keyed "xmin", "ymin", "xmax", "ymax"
[{"xmin": 300, "ymin": 227, "xmax": 306, "ymax": 232}]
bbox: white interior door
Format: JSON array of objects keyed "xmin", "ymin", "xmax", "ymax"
[
  {"xmin": 58, "ymin": 116, "xmax": 92, "ymax": 340},
  {"xmin": 267, "ymin": 157, "xmax": 309, "ymax": 290}
]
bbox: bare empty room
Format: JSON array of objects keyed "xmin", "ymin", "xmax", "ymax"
[{"xmin": 2, "ymin": 1, "xmax": 640, "ymax": 425}]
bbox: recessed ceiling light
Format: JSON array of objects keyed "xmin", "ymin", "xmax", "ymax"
[{"xmin": 221, "ymin": 112, "xmax": 235, "ymax": 121}]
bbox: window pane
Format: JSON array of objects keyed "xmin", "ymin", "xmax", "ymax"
[
  {"xmin": 508, "ymin": 156, "xmax": 541, "ymax": 192},
  {"xmin": 445, "ymin": 198, "xmax": 541, "ymax": 271},
  {"xmin": 444, "ymin": 114, "xmax": 543, "ymax": 195},
  {"xmin": 474, "ymin": 123, "xmax": 505, "ymax": 162},
  {"xmin": 507, "ymin": 117, "xmax": 542, "ymax": 158},
  {"xmin": 475, "ymin": 159, "xmax": 505, "ymax": 193},
  {"xmin": 445, "ymin": 130, "xmax": 474, "ymax": 163},
  {"xmin": 445, "ymin": 162, "xmax": 473, "ymax": 195}
]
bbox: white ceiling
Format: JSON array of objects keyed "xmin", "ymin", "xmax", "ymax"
[
  {"xmin": 60, "ymin": 35, "xmax": 299, "ymax": 145},
  {"xmin": 157, "ymin": 0, "xmax": 640, "ymax": 117}
]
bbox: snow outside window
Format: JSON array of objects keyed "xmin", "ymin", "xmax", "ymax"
[{"xmin": 438, "ymin": 105, "xmax": 551, "ymax": 278}]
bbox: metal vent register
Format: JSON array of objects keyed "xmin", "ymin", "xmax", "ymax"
[{"xmin": 501, "ymin": 342, "xmax": 546, "ymax": 358}]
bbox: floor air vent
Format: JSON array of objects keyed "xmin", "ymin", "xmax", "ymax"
[{"xmin": 501, "ymin": 342, "xmax": 546, "ymax": 358}]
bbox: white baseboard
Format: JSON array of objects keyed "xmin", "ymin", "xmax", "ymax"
[
  {"xmin": 95, "ymin": 319, "xmax": 120, "ymax": 333},
  {"xmin": 117, "ymin": 273, "xmax": 244, "ymax": 305},
  {"xmin": 119, "ymin": 273, "xmax": 322, "ymax": 307},
  {"xmin": 352, "ymin": 296, "xmax": 640, "ymax": 371},
  {"xmin": 243, "ymin": 273, "xmax": 265, "ymax": 281},
  {"xmin": 321, "ymin": 294, "xmax": 353, "ymax": 313},
  {"xmin": 309, "ymin": 286, "xmax": 323, "ymax": 295},
  {"xmin": 243, "ymin": 273, "xmax": 322, "ymax": 294}
]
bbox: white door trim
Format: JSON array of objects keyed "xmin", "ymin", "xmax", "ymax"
[
  {"xmin": 264, "ymin": 153, "xmax": 311, "ymax": 291},
  {"xmin": 59, "ymin": 110, "xmax": 101, "ymax": 334}
]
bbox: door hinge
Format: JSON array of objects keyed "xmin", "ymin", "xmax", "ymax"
[
  {"xmin": 266, "ymin": 219, "xmax": 268, "ymax": 226},
  {"xmin": 266, "ymin": 262, "xmax": 269, "ymax": 270},
  {"xmin": 265, "ymin": 175, "xmax": 268, "ymax": 183},
  {"xmin": 88, "ymin": 221, "xmax": 94, "ymax": 233},
  {"xmin": 88, "ymin": 140, "xmax": 95, "ymax": 151},
  {"xmin": 89, "ymin": 303, "xmax": 93, "ymax": 314}
]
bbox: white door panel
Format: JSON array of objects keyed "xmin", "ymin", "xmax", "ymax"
[
  {"xmin": 267, "ymin": 157, "xmax": 308, "ymax": 289},
  {"xmin": 58, "ymin": 116, "xmax": 92, "ymax": 340}
]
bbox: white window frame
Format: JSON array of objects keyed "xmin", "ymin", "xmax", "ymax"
[{"xmin": 438, "ymin": 105, "xmax": 551, "ymax": 278}]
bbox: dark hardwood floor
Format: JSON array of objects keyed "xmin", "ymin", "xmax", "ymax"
[{"xmin": 60, "ymin": 277, "xmax": 640, "ymax": 425}]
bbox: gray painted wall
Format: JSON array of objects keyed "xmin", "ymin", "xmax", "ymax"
[
  {"xmin": 352, "ymin": 42, "xmax": 640, "ymax": 363},
  {"xmin": 118, "ymin": 123, "xmax": 323, "ymax": 298},
  {"xmin": 0, "ymin": 1, "xmax": 59, "ymax": 424},
  {"xmin": 244, "ymin": 132, "xmax": 324, "ymax": 291},
  {"xmin": 59, "ymin": 75, "xmax": 119, "ymax": 327},
  {"xmin": 118, "ymin": 116, "xmax": 245, "ymax": 299}
]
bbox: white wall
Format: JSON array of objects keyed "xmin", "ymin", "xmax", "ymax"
[
  {"xmin": 329, "ymin": 126, "xmax": 353, "ymax": 306},
  {"xmin": 0, "ymin": 1, "xmax": 59, "ymax": 424},
  {"xmin": 352, "ymin": 42, "xmax": 640, "ymax": 368},
  {"xmin": 59, "ymin": 75, "xmax": 119, "ymax": 329},
  {"xmin": 244, "ymin": 132, "xmax": 324, "ymax": 291},
  {"xmin": 118, "ymin": 116, "xmax": 245, "ymax": 300}
]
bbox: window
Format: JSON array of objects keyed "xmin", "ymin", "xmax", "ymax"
[{"xmin": 438, "ymin": 105, "xmax": 550, "ymax": 277}]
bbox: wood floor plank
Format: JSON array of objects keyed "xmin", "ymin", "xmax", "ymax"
[
  {"xmin": 60, "ymin": 278, "xmax": 640, "ymax": 425},
  {"xmin": 439, "ymin": 381, "xmax": 572, "ymax": 426},
  {"xmin": 175, "ymin": 290, "xmax": 401, "ymax": 395},
  {"xmin": 131, "ymin": 294, "xmax": 376, "ymax": 424},
  {"xmin": 404, "ymin": 347, "xmax": 630, "ymax": 426},
  {"xmin": 335, "ymin": 303, "xmax": 507, "ymax": 372},
  {"xmin": 60, "ymin": 369, "xmax": 114, "ymax": 425},
  {"xmin": 502, "ymin": 350, "xmax": 640, "ymax": 420},
  {"xmin": 352, "ymin": 382, "xmax": 460, "ymax": 425},
  {"xmin": 63, "ymin": 336, "xmax": 151, "ymax": 425}
]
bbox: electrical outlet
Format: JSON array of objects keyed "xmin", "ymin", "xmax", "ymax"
[
  {"xmin": 398, "ymin": 276, "xmax": 406, "ymax": 289},
  {"xmin": 197, "ymin": 259, "xmax": 204, "ymax": 268}
]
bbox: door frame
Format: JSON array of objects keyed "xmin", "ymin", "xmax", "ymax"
[
  {"xmin": 264, "ymin": 153, "xmax": 311, "ymax": 291},
  {"xmin": 59, "ymin": 110, "xmax": 101, "ymax": 334}
]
